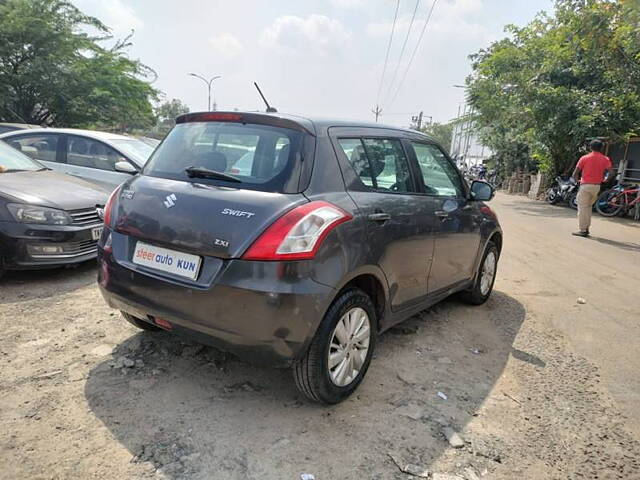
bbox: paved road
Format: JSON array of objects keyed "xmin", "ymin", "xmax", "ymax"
[{"xmin": 492, "ymin": 192, "xmax": 640, "ymax": 436}]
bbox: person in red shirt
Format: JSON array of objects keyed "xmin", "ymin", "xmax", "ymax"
[{"xmin": 571, "ymin": 139, "xmax": 613, "ymax": 237}]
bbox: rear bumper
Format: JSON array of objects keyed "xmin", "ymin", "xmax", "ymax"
[
  {"xmin": 98, "ymin": 231, "xmax": 336, "ymax": 366},
  {"xmin": 0, "ymin": 220, "xmax": 100, "ymax": 270}
]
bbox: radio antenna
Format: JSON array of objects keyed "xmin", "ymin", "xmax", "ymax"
[{"xmin": 254, "ymin": 82, "xmax": 277, "ymax": 113}]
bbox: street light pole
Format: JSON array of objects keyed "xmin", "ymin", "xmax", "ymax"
[{"xmin": 188, "ymin": 73, "xmax": 222, "ymax": 111}]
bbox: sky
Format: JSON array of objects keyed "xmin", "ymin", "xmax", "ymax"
[{"xmin": 72, "ymin": 0, "xmax": 553, "ymax": 127}]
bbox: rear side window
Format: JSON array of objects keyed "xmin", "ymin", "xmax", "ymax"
[
  {"xmin": 337, "ymin": 137, "xmax": 416, "ymax": 193},
  {"xmin": 144, "ymin": 122, "xmax": 304, "ymax": 193},
  {"xmin": 6, "ymin": 134, "xmax": 59, "ymax": 162}
]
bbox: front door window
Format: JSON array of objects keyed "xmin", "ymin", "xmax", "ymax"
[
  {"xmin": 66, "ymin": 136, "xmax": 124, "ymax": 171},
  {"xmin": 412, "ymin": 142, "xmax": 464, "ymax": 197}
]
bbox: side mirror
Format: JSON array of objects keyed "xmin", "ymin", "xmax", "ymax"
[
  {"xmin": 114, "ymin": 161, "xmax": 138, "ymax": 174},
  {"xmin": 470, "ymin": 180, "xmax": 495, "ymax": 201}
]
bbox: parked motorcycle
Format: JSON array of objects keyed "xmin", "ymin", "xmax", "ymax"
[{"xmin": 546, "ymin": 176, "xmax": 579, "ymax": 209}]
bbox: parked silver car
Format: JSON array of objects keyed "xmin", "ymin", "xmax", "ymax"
[
  {"xmin": 0, "ymin": 128, "xmax": 155, "ymax": 190},
  {"xmin": 0, "ymin": 122, "xmax": 40, "ymax": 134}
]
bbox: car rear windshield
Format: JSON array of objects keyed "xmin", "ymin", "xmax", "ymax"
[{"xmin": 143, "ymin": 122, "xmax": 306, "ymax": 192}]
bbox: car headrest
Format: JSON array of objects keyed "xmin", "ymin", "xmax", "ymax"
[
  {"xmin": 206, "ymin": 151, "xmax": 227, "ymax": 172},
  {"xmin": 365, "ymin": 147, "xmax": 386, "ymax": 178},
  {"xmin": 351, "ymin": 145, "xmax": 384, "ymax": 179},
  {"xmin": 350, "ymin": 145, "xmax": 369, "ymax": 177},
  {"xmin": 72, "ymin": 140, "xmax": 88, "ymax": 154},
  {"xmin": 275, "ymin": 144, "xmax": 290, "ymax": 170},
  {"xmin": 89, "ymin": 143, "xmax": 103, "ymax": 155}
]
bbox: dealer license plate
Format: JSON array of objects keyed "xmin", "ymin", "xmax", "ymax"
[
  {"xmin": 132, "ymin": 241, "xmax": 202, "ymax": 280},
  {"xmin": 91, "ymin": 226, "xmax": 103, "ymax": 241}
]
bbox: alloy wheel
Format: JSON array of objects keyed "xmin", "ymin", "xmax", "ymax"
[
  {"xmin": 480, "ymin": 251, "xmax": 497, "ymax": 296},
  {"xmin": 328, "ymin": 307, "xmax": 371, "ymax": 387}
]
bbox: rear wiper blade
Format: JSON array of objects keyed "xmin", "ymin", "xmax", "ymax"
[{"xmin": 185, "ymin": 166, "xmax": 241, "ymax": 183}]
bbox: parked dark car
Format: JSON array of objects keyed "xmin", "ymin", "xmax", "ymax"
[
  {"xmin": 0, "ymin": 140, "xmax": 108, "ymax": 278},
  {"xmin": 97, "ymin": 112, "xmax": 502, "ymax": 403}
]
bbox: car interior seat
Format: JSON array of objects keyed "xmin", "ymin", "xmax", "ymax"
[
  {"xmin": 68, "ymin": 139, "xmax": 97, "ymax": 168},
  {"xmin": 351, "ymin": 145, "xmax": 385, "ymax": 184},
  {"xmin": 274, "ymin": 144, "xmax": 290, "ymax": 173},
  {"xmin": 200, "ymin": 151, "xmax": 227, "ymax": 172}
]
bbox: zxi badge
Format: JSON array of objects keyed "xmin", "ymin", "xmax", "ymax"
[{"xmin": 163, "ymin": 193, "xmax": 177, "ymax": 209}]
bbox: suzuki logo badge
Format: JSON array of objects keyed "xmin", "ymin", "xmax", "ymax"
[{"xmin": 164, "ymin": 193, "xmax": 177, "ymax": 208}]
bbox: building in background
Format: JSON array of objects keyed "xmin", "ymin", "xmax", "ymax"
[{"xmin": 450, "ymin": 105, "xmax": 491, "ymax": 167}]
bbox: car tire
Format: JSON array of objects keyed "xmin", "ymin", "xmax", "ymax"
[
  {"xmin": 460, "ymin": 241, "xmax": 499, "ymax": 305},
  {"xmin": 121, "ymin": 311, "xmax": 162, "ymax": 331},
  {"xmin": 293, "ymin": 288, "xmax": 377, "ymax": 404}
]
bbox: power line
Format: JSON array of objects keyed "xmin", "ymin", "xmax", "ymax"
[
  {"xmin": 383, "ymin": 112, "xmax": 420, "ymax": 116},
  {"xmin": 382, "ymin": 0, "xmax": 421, "ymax": 106},
  {"xmin": 389, "ymin": 0, "xmax": 439, "ymax": 106},
  {"xmin": 375, "ymin": 0, "xmax": 400, "ymax": 108}
]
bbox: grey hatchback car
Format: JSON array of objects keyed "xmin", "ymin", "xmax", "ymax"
[{"xmin": 97, "ymin": 112, "xmax": 502, "ymax": 404}]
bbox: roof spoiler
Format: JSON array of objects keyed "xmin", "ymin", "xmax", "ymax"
[{"xmin": 175, "ymin": 112, "xmax": 315, "ymax": 136}]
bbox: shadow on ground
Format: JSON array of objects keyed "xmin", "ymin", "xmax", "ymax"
[
  {"xmin": 0, "ymin": 260, "xmax": 96, "ymax": 304},
  {"xmin": 502, "ymin": 198, "xmax": 640, "ymax": 228},
  {"xmin": 587, "ymin": 235, "xmax": 640, "ymax": 252},
  {"xmin": 85, "ymin": 291, "xmax": 527, "ymax": 479},
  {"xmin": 502, "ymin": 200, "xmax": 580, "ymax": 219}
]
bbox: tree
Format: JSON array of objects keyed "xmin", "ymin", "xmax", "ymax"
[
  {"xmin": 0, "ymin": 0, "xmax": 158, "ymax": 130},
  {"xmin": 152, "ymin": 98, "xmax": 190, "ymax": 137},
  {"xmin": 156, "ymin": 99, "xmax": 190, "ymax": 125},
  {"xmin": 420, "ymin": 122, "xmax": 453, "ymax": 152},
  {"xmin": 467, "ymin": 0, "xmax": 640, "ymax": 176}
]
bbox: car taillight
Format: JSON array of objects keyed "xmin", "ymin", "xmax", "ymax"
[
  {"xmin": 103, "ymin": 187, "xmax": 121, "ymax": 227},
  {"xmin": 177, "ymin": 112, "xmax": 243, "ymax": 123},
  {"xmin": 242, "ymin": 201, "xmax": 352, "ymax": 261}
]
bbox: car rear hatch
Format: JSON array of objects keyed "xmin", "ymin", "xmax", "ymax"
[
  {"xmin": 114, "ymin": 175, "xmax": 308, "ymax": 259},
  {"xmin": 107, "ymin": 112, "xmax": 316, "ymax": 279}
]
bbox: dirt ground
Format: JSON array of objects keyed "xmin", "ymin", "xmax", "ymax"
[{"xmin": 1, "ymin": 192, "xmax": 639, "ymax": 480}]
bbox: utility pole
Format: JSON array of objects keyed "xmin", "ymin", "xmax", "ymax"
[
  {"xmin": 188, "ymin": 73, "xmax": 222, "ymax": 111},
  {"xmin": 412, "ymin": 111, "xmax": 423, "ymax": 130},
  {"xmin": 372, "ymin": 105, "xmax": 382, "ymax": 123}
]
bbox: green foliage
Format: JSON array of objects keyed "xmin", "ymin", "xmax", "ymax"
[
  {"xmin": 419, "ymin": 122, "xmax": 453, "ymax": 152},
  {"xmin": 152, "ymin": 98, "xmax": 190, "ymax": 137},
  {"xmin": 156, "ymin": 99, "xmax": 189, "ymax": 125},
  {"xmin": 0, "ymin": 0, "xmax": 158, "ymax": 130},
  {"xmin": 467, "ymin": 0, "xmax": 640, "ymax": 176}
]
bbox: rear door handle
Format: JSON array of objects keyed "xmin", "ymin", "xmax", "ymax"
[
  {"xmin": 435, "ymin": 210, "xmax": 449, "ymax": 220},
  {"xmin": 368, "ymin": 212, "xmax": 391, "ymax": 222}
]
